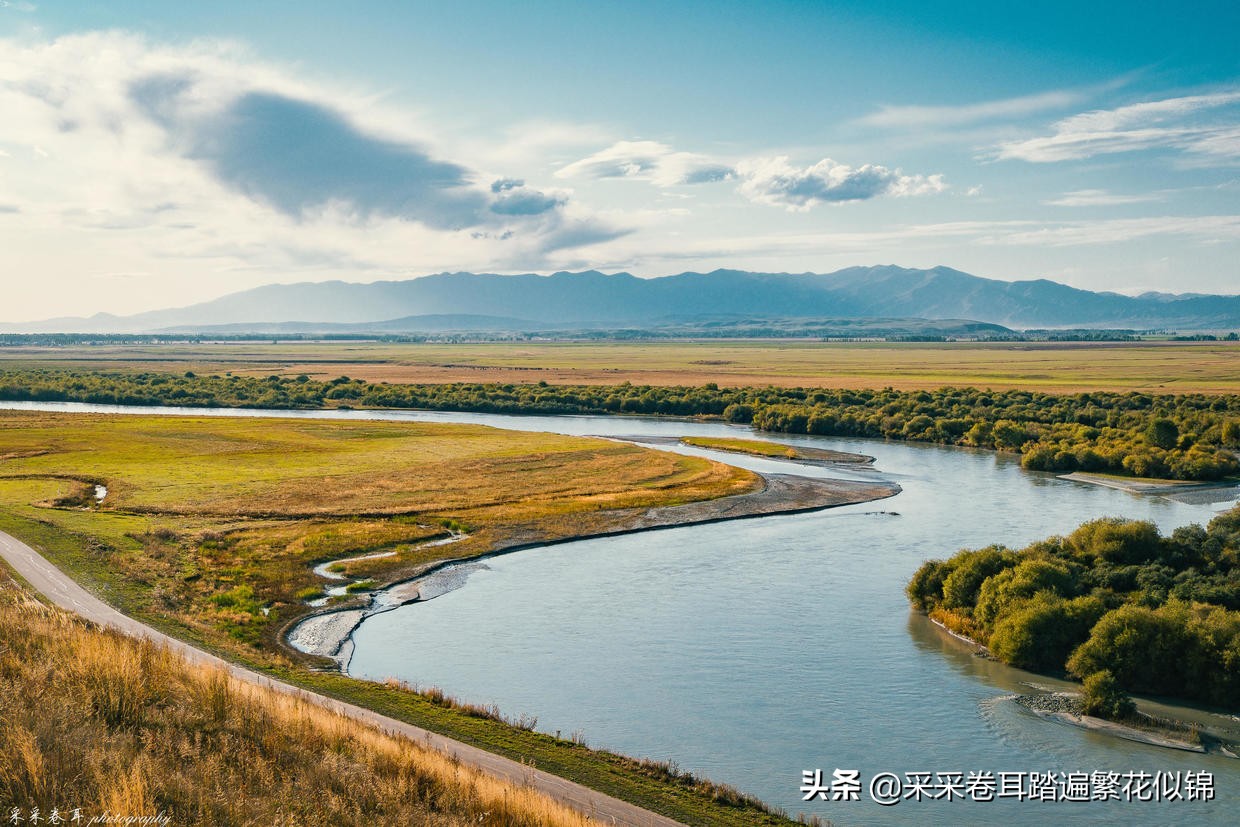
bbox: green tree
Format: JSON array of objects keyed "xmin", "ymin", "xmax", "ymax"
[
  {"xmin": 1145, "ymin": 417, "xmax": 1179, "ymax": 450},
  {"xmin": 939, "ymin": 546, "xmax": 1017, "ymax": 611},
  {"xmin": 987, "ymin": 593, "xmax": 1103, "ymax": 671},
  {"xmin": 1067, "ymin": 603, "xmax": 1193, "ymax": 696}
]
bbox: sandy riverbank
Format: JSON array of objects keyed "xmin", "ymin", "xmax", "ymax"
[
  {"xmin": 1060, "ymin": 471, "xmax": 1240, "ymax": 500},
  {"xmin": 1011, "ymin": 693, "xmax": 1240, "ymax": 755}
]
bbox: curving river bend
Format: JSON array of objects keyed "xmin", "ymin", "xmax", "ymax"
[{"xmin": 3, "ymin": 401, "xmax": 1237, "ymax": 825}]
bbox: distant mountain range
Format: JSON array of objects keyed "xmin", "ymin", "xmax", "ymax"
[{"xmin": 4, "ymin": 266, "xmax": 1239, "ymax": 333}]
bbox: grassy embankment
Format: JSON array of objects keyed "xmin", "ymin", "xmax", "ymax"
[
  {"xmin": 0, "ymin": 568, "xmax": 594, "ymax": 826},
  {"xmin": 680, "ymin": 436, "xmax": 871, "ymax": 464},
  {"xmin": 0, "ymin": 410, "xmax": 798, "ymax": 826},
  {"xmin": 682, "ymin": 437, "xmax": 798, "ymax": 458},
  {"xmin": 3, "ymin": 339, "xmax": 1240, "ymax": 392}
]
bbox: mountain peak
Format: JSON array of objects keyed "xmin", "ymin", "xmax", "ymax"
[{"xmin": 1, "ymin": 266, "xmax": 1236, "ymax": 333}]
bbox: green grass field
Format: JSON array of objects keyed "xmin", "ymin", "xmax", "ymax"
[
  {"xmin": 0, "ymin": 410, "xmax": 794, "ymax": 825},
  {"xmin": 3, "ymin": 339, "xmax": 1239, "ymax": 393},
  {"xmin": 0, "ymin": 410, "xmax": 756, "ymax": 656}
]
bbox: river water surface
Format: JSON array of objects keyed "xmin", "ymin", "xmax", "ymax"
[{"xmin": 3, "ymin": 401, "xmax": 1237, "ymax": 825}]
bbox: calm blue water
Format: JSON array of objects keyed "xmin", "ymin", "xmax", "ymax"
[{"xmin": 4, "ymin": 400, "xmax": 1238, "ymax": 825}]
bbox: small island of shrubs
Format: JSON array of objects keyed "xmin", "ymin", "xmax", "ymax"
[{"xmin": 908, "ymin": 506, "xmax": 1240, "ymax": 712}]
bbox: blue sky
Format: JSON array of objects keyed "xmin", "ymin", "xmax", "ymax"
[{"xmin": 1, "ymin": 1, "xmax": 1238, "ymax": 320}]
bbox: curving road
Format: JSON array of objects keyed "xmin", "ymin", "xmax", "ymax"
[{"xmin": 0, "ymin": 529, "xmax": 683, "ymax": 827}]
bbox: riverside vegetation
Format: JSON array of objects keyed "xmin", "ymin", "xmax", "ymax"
[
  {"xmin": 907, "ymin": 508, "xmax": 1240, "ymax": 712},
  {"xmin": 0, "ymin": 410, "xmax": 800, "ymax": 826},
  {"xmin": 1, "ymin": 368, "xmax": 1237, "ymax": 480},
  {"xmin": 0, "ymin": 570, "xmax": 595, "ymax": 827}
]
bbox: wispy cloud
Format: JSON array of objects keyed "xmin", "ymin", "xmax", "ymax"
[
  {"xmin": 997, "ymin": 91, "xmax": 1240, "ymax": 162},
  {"xmin": 625, "ymin": 215, "xmax": 1240, "ymax": 265},
  {"xmin": 987, "ymin": 214, "xmax": 1240, "ymax": 246},
  {"xmin": 858, "ymin": 89, "xmax": 1083, "ymax": 129},
  {"xmin": 735, "ymin": 156, "xmax": 946, "ymax": 209},
  {"xmin": 556, "ymin": 140, "xmax": 733, "ymax": 186},
  {"xmin": 1044, "ymin": 189, "xmax": 1161, "ymax": 207}
]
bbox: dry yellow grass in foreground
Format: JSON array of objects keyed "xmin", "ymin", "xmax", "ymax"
[{"xmin": 0, "ymin": 576, "xmax": 591, "ymax": 826}]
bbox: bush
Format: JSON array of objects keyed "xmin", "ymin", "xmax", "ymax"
[{"xmin": 1080, "ymin": 670, "xmax": 1136, "ymax": 720}]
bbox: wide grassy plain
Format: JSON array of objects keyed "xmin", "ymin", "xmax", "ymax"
[
  {"xmin": 0, "ymin": 410, "xmax": 756, "ymax": 655},
  {"xmin": 0, "ymin": 410, "xmax": 796, "ymax": 826},
  {"xmin": 4, "ymin": 339, "xmax": 1240, "ymax": 393}
]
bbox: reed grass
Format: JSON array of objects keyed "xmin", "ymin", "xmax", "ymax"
[{"xmin": 0, "ymin": 578, "xmax": 593, "ymax": 826}]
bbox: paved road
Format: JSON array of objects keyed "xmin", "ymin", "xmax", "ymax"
[{"xmin": 0, "ymin": 529, "xmax": 683, "ymax": 827}]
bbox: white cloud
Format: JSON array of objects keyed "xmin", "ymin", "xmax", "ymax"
[
  {"xmin": 556, "ymin": 140, "xmax": 733, "ymax": 186},
  {"xmin": 858, "ymin": 89, "xmax": 1083, "ymax": 129},
  {"xmin": 735, "ymin": 156, "xmax": 946, "ymax": 210},
  {"xmin": 0, "ymin": 31, "xmax": 634, "ymax": 320},
  {"xmin": 1044, "ymin": 189, "xmax": 1161, "ymax": 207},
  {"xmin": 603, "ymin": 215, "xmax": 1240, "ymax": 267},
  {"xmin": 997, "ymin": 91, "xmax": 1240, "ymax": 162},
  {"xmin": 986, "ymin": 215, "xmax": 1240, "ymax": 246}
]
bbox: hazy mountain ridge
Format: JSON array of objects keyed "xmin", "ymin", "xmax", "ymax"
[{"xmin": 3, "ymin": 266, "xmax": 1238, "ymax": 333}]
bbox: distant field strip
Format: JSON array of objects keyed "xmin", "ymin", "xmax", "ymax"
[{"xmin": 3, "ymin": 340, "xmax": 1238, "ymax": 392}]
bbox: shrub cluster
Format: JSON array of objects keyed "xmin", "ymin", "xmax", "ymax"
[{"xmin": 908, "ymin": 507, "xmax": 1240, "ymax": 708}]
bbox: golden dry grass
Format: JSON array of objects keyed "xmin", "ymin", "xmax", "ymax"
[
  {"xmin": 4, "ymin": 339, "xmax": 1239, "ymax": 393},
  {"xmin": 681, "ymin": 437, "xmax": 797, "ymax": 458},
  {"xmin": 0, "ymin": 410, "xmax": 755, "ymax": 517},
  {"xmin": 0, "ymin": 578, "xmax": 592, "ymax": 826},
  {"xmin": 0, "ymin": 410, "xmax": 757, "ymax": 660}
]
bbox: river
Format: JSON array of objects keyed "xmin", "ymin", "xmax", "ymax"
[{"xmin": 2, "ymin": 400, "xmax": 1237, "ymax": 825}]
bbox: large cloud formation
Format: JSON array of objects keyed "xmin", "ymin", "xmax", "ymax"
[
  {"xmin": 132, "ymin": 78, "xmax": 497, "ymax": 228},
  {"xmin": 0, "ymin": 30, "xmax": 624, "ymax": 282}
]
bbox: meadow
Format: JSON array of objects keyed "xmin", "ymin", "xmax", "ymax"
[
  {"xmin": 0, "ymin": 410, "xmax": 796, "ymax": 825},
  {"xmin": 0, "ymin": 410, "xmax": 756, "ymax": 655},
  {"xmin": 4, "ymin": 339, "xmax": 1240, "ymax": 392}
]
